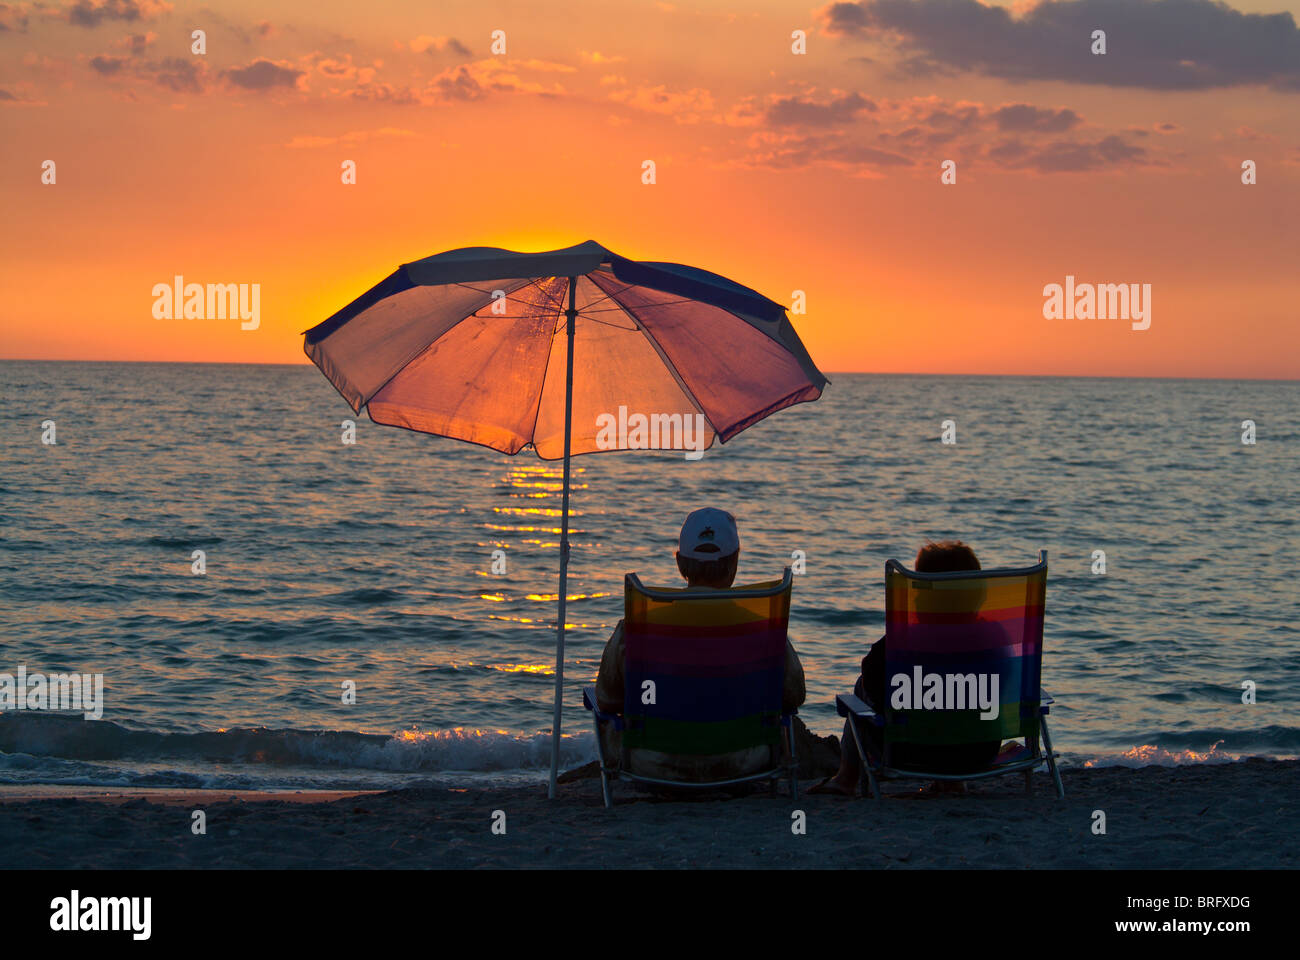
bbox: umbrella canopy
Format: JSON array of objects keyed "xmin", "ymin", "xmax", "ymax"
[{"xmin": 303, "ymin": 240, "xmax": 828, "ymax": 795}]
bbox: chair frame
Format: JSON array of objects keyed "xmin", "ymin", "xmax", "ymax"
[
  {"xmin": 836, "ymin": 551, "xmax": 1064, "ymax": 800},
  {"xmin": 583, "ymin": 568, "xmax": 800, "ymax": 808}
]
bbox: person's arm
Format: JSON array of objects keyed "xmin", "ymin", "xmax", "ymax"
[
  {"xmin": 861, "ymin": 635, "xmax": 886, "ymax": 710},
  {"xmin": 782, "ymin": 639, "xmax": 806, "ymax": 712},
  {"xmin": 595, "ymin": 620, "xmax": 625, "ymax": 714}
]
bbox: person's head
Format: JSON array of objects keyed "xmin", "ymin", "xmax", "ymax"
[
  {"xmin": 675, "ymin": 507, "xmax": 740, "ymax": 588},
  {"xmin": 913, "ymin": 540, "xmax": 984, "ymax": 620},
  {"xmin": 915, "ymin": 540, "xmax": 980, "ymax": 573}
]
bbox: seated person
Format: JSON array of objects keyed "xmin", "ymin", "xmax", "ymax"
[
  {"xmin": 595, "ymin": 507, "xmax": 805, "ymax": 784},
  {"xmin": 813, "ymin": 540, "xmax": 1004, "ymax": 795}
]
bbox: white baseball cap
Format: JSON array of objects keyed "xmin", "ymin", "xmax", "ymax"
[{"xmin": 678, "ymin": 508, "xmax": 739, "ymax": 560}]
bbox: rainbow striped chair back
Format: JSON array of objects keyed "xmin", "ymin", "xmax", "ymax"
[
  {"xmin": 836, "ymin": 551, "xmax": 1064, "ymax": 798},
  {"xmin": 882, "ymin": 553, "xmax": 1047, "ymax": 754},
  {"xmin": 583, "ymin": 568, "xmax": 799, "ymax": 806}
]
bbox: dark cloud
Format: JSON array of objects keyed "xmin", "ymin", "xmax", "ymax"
[
  {"xmin": 222, "ymin": 58, "xmax": 304, "ymax": 90},
  {"xmin": 821, "ymin": 1, "xmax": 872, "ymax": 36},
  {"xmin": 995, "ymin": 134, "xmax": 1149, "ymax": 172},
  {"xmin": 89, "ymin": 54, "xmax": 129, "ymax": 74},
  {"xmin": 991, "ymin": 103, "xmax": 1083, "ymax": 132},
  {"xmin": 67, "ymin": 0, "xmax": 172, "ymax": 28},
  {"xmin": 145, "ymin": 56, "xmax": 205, "ymax": 92},
  {"xmin": 987, "ymin": 138, "xmax": 1031, "ymax": 162},
  {"xmin": 432, "ymin": 65, "xmax": 487, "ymax": 101},
  {"xmin": 923, "ymin": 103, "xmax": 981, "ymax": 131},
  {"xmin": 0, "ymin": 88, "xmax": 17, "ymax": 100},
  {"xmin": 347, "ymin": 82, "xmax": 420, "ymax": 105},
  {"xmin": 0, "ymin": 2, "xmax": 29, "ymax": 31},
  {"xmin": 818, "ymin": 0, "xmax": 1300, "ymax": 91},
  {"xmin": 765, "ymin": 91, "xmax": 876, "ymax": 126}
]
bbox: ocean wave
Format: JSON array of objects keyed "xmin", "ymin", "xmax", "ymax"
[{"xmin": 0, "ymin": 713, "xmax": 595, "ymax": 774}]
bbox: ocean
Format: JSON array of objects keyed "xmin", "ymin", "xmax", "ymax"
[{"xmin": 1, "ymin": 361, "xmax": 1297, "ymax": 791}]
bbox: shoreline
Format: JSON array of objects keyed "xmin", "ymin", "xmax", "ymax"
[{"xmin": 2, "ymin": 758, "xmax": 1294, "ymax": 869}]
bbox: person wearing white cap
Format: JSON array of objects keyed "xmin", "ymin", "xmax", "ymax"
[{"xmin": 594, "ymin": 508, "xmax": 806, "ymax": 785}]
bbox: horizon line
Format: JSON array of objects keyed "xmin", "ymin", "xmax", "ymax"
[{"xmin": 2, "ymin": 356, "xmax": 1297, "ymax": 383}]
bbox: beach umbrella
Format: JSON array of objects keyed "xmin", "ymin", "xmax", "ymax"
[{"xmin": 303, "ymin": 240, "xmax": 828, "ymax": 797}]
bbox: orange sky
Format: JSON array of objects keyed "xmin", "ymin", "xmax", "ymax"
[{"xmin": 2, "ymin": 0, "xmax": 1297, "ymax": 378}]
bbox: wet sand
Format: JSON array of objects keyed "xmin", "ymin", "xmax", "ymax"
[{"xmin": 2, "ymin": 758, "xmax": 1294, "ymax": 869}]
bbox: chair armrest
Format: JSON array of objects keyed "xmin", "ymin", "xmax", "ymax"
[
  {"xmin": 583, "ymin": 685, "xmax": 620, "ymax": 725},
  {"xmin": 836, "ymin": 693, "xmax": 873, "ymax": 719},
  {"xmin": 1039, "ymin": 690, "xmax": 1055, "ymax": 715}
]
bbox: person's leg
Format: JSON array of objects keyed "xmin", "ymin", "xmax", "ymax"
[{"xmin": 816, "ymin": 675, "xmax": 869, "ymax": 794}]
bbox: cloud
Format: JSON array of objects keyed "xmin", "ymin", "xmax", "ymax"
[
  {"xmin": 988, "ymin": 134, "xmax": 1150, "ymax": 172},
  {"xmin": 990, "ymin": 103, "xmax": 1082, "ymax": 133},
  {"xmin": 222, "ymin": 58, "xmax": 305, "ymax": 91},
  {"xmin": 117, "ymin": 30, "xmax": 154, "ymax": 53},
  {"xmin": 89, "ymin": 54, "xmax": 128, "ymax": 74},
  {"xmin": 765, "ymin": 91, "xmax": 876, "ymax": 126},
  {"xmin": 0, "ymin": 87, "xmax": 17, "ymax": 99},
  {"xmin": 84, "ymin": 45, "xmax": 207, "ymax": 91},
  {"xmin": 730, "ymin": 129, "xmax": 909, "ymax": 175},
  {"xmin": 65, "ymin": 0, "xmax": 173, "ymax": 28},
  {"xmin": 817, "ymin": 0, "xmax": 1300, "ymax": 91},
  {"xmin": 410, "ymin": 34, "xmax": 471, "ymax": 57},
  {"xmin": 728, "ymin": 90, "xmax": 1164, "ymax": 175},
  {"xmin": 427, "ymin": 59, "xmax": 573, "ymax": 102},
  {"xmin": 143, "ymin": 56, "xmax": 205, "ymax": 92},
  {"xmin": 0, "ymin": 2, "xmax": 30, "ymax": 31},
  {"xmin": 608, "ymin": 83, "xmax": 715, "ymax": 122},
  {"xmin": 303, "ymin": 51, "xmax": 377, "ymax": 84},
  {"xmin": 345, "ymin": 82, "xmax": 420, "ymax": 105},
  {"xmin": 580, "ymin": 50, "xmax": 627, "ymax": 65}
]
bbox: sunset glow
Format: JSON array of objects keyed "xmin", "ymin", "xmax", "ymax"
[{"xmin": 3, "ymin": 0, "xmax": 1297, "ymax": 378}]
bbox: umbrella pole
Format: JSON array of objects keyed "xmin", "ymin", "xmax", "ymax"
[{"xmin": 548, "ymin": 276, "xmax": 578, "ymax": 799}]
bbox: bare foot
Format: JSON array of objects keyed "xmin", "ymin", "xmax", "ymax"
[{"xmin": 807, "ymin": 775, "xmax": 857, "ymax": 796}]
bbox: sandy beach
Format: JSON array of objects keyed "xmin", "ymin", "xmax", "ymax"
[{"xmin": 2, "ymin": 758, "xmax": 1294, "ymax": 869}]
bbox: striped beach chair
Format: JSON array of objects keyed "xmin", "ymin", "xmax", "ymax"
[
  {"xmin": 582, "ymin": 568, "xmax": 799, "ymax": 807},
  {"xmin": 836, "ymin": 551, "xmax": 1064, "ymax": 798}
]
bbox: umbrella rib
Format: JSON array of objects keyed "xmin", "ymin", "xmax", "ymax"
[
  {"xmin": 448, "ymin": 279, "xmax": 566, "ymax": 313},
  {"xmin": 588, "ymin": 276, "xmax": 724, "ymax": 440},
  {"xmin": 526, "ymin": 293, "xmax": 569, "ymax": 446}
]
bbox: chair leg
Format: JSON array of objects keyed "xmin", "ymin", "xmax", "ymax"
[
  {"xmin": 592, "ymin": 712, "xmax": 613, "ymax": 808},
  {"xmin": 863, "ymin": 761, "xmax": 881, "ymax": 801},
  {"xmin": 1040, "ymin": 715, "xmax": 1065, "ymax": 800},
  {"xmin": 787, "ymin": 723, "xmax": 800, "ymax": 802},
  {"xmin": 846, "ymin": 715, "xmax": 880, "ymax": 800}
]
